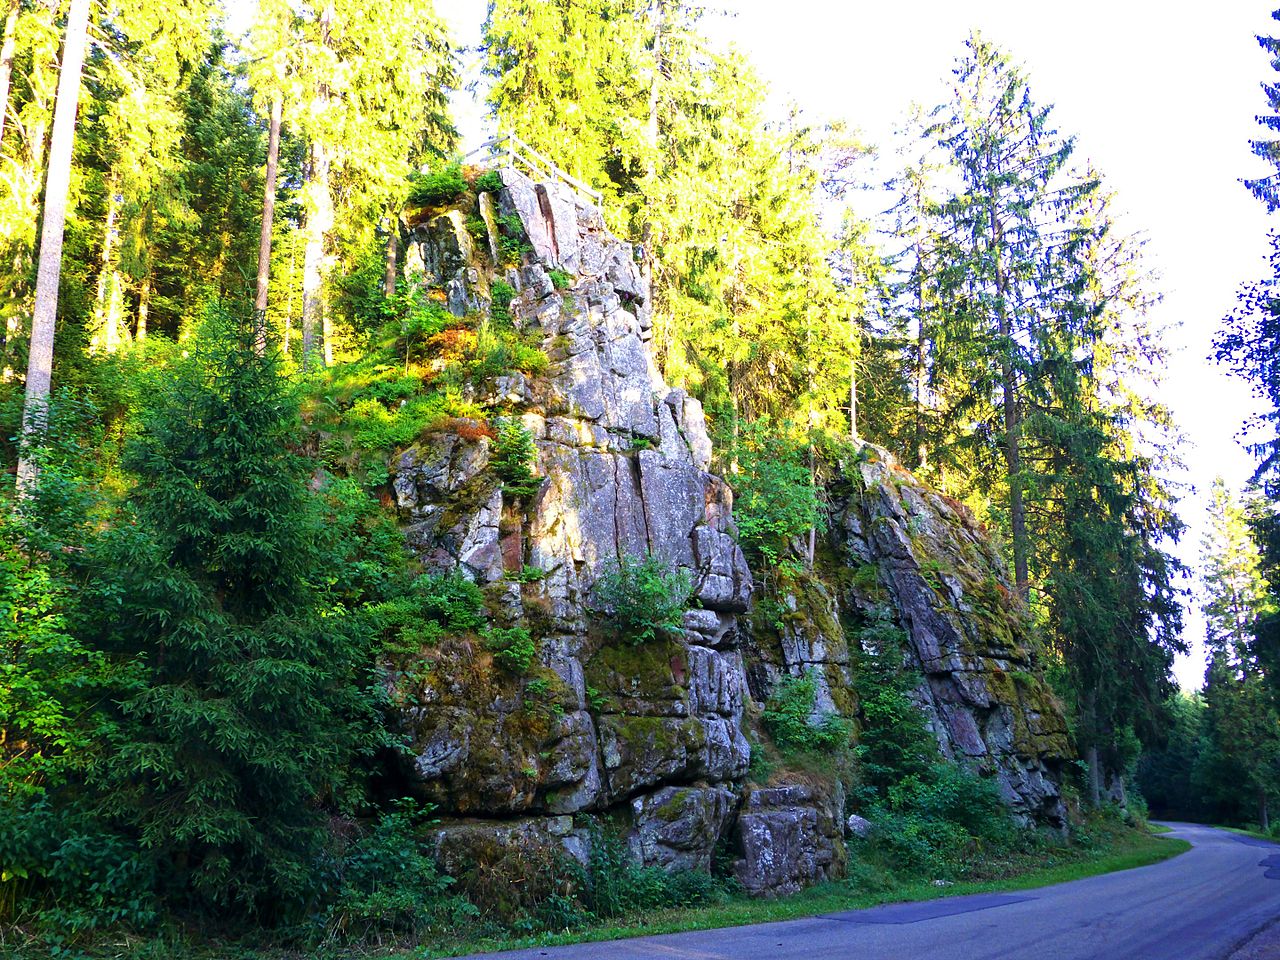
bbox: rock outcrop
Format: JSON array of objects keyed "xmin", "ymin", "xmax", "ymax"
[
  {"xmin": 387, "ymin": 166, "xmax": 1071, "ymax": 899},
  {"xmin": 393, "ymin": 168, "xmax": 752, "ymax": 873}
]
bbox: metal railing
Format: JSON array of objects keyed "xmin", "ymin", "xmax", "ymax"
[{"xmin": 462, "ymin": 128, "xmax": 604, "ymax": 208}]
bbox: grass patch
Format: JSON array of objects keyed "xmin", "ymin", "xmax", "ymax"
[
  {"xmin": 412, "ymin": 826, "xmax": 1187, "ymax": 958},
  {"xmin": 1147, "ymin": 822, "xmax": 1173, "ymax": 834},
  {"xmin": 1218, "ymin": 824, "xmax": 1280, "ymax": 844}
]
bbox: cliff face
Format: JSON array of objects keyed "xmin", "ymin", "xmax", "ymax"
[
  {"xmin": 743, "ymin": 449, "xmax": 1071, "ymax": 829},
  {"xmin": 388, "ymin": 167, "xmax": 1069, "ymax": 895}
]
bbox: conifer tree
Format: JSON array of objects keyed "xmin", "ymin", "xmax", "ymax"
[{"xmin": 1245, "ymin": 10, "xmax": 1280, "ymax": 212}]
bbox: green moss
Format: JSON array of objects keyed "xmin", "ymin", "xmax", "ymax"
[{"xmin": 585, "ymin": 638, "xmax": 686, "ymax": 703}]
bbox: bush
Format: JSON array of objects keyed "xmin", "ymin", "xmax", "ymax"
[
  {"xmin": 407, "ymin": 164, "xmax": 467, "ymax": 207},
  {"xmin": 321, "ymin": 801, "xmax": 464, "ymax": 942},
  {"xmin": 490, "ymin": 279, "xmax": 516, "ymax": 325},
  {"xmin": 548, "ymin": 269, "xmax": 572, "ymax": 290},
  {"xmin": 592, "ymin": 553, "xmax": 693, "ymax": 645},
  {"xmin": 491, "ymin": 417, "xmax": 542, "ymax": 499},
  {"xmin": 762, "ymin": 669, "xmax": 852, "ymax": 753},
  {"xmin": 497, "ymin": 214, "xmax": 532, "ymax": 265},
  {"xmin": 475, "ymin": 169, "xmax": 504, "ymax": 193},
  {"xmin": 484, "ymin": 625, "xmax": 537, "ymax": 674},
  {"xmin": 729, "ymin": 418, "xmax": 824, "ymax": 564},
  {"xmin": 853, "ymin": 617, "xmax": 939, "ymax": 800},
  {"xmin": 584, "ymin": 831, "xmax": 727, "ymax": 920},
  {"xmin": 78, "ymin": 308, "xmax": 390, "ymax": 917}
]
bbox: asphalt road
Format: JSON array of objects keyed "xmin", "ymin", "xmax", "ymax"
[{"xmin": 451, "ymin": 823, "xmax": 1280, "ymax": 960}]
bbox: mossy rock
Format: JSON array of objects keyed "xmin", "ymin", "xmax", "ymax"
[{"xmin": 584, "ymin": 637, "xmax": 689, "ymax": 715}]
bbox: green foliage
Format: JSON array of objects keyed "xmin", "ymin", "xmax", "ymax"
[
  {"xmin": 491, "ymin": 417, "xmax": 542, "ymax": 499},
  {"xmin": 80, "ymin": 307, "xmax": 389, "ymax": 917},
  {"xmin": 729, "ymin": 419, "xmax": 824, "ymax": 564},
  {"xmin": 321, "ymin": 800, "xmax": 465, "ymax": 941},
  {"xmin": 853, "ymin": 617, "xmax": 939, "ymax": 799},
  {"xmin": 547, "ymin": 269, "xmax": 572, "ymax": 290},
  {"xmin": 471, "ymin": 323, "xmax": 550, "ymax": 380},
  {"xmin": 475, "ymin": 169, "xmax": 504, "ymax": 194},
  {"xmin": 371, "ymin": 571, "xmax": 485, "ymax": 659},
  {"xmin": 584, "ymin": 830, "xmax": 729, "ymax": 920},
  {"xmin": 484, "ymin": 626, "xmax": 537, "ymax": 674},
  {"xmin": 497, "ymin": 214, "xmax": 532, "ymax": 265},
  {"xmin": 490, "ymin": 278, "xmax": 517, "ymax": 325},
  {"xmin": 407, "ymin": 163, "xmax": 468, "ymax": 207},
  {"xmin": 762, "ymin": 669, "xmax": 852, "ymax": 754},
  {"xmin": 592, "ymin": 553, "xmax": 693, "ymax": 645}
]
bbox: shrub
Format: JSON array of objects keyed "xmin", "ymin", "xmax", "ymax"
[
  {"xmin": 584, "ymin": 831, "xmax": 726, "ymax": 920},
  {"xmin": 407, "ymin": 164, "xmax": 468, "ymax": 207},
  {"xmin": 484, "ymin": 625, "xmax": 537, "ymax": 674},
  {"xmin": 497, "ymin": 214, "xmax": 532, "ymax": 265},
  {"xmin": 592, "ymin": 552, "xmax": 692, "ymax": 645},
  {"xmin": 321, "ymin": 800, "xmax": 463, "ymax": 942},
  {"xmin": 490, "ymin": 279, "xmax": 516, "ymax": 325},
  {"xmin": 548, "ymin": 269, "xmax": 572, "ymax": 290},
  {"xmin": 853, "ymin": 616, "xmax": 939, "ymax": 800},
  {"xmin": 762, "ymin": 669, "xmax": 852, "ymax": 753},
  {"xmin": 78, "ymin": 308, "xmax": 391, "ymax": 917},
  {"xmin": 491, "ymin": 417, "xmax": 542, "ymax": 499},
  {"xmin": 474, "ymin": 169, "xmax": 503, "ymax": 193},
  {"xmin": 729, "ymin": 418, "xmax": 824, "ymax": 564}
]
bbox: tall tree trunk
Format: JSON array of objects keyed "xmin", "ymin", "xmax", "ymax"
[
  {"xmin": 1262, "ymin": 791, "xmax": 1271, "ymax": 833},
  {"xmin": 1086, "ymin": 742, "xmax": 1102, "ymax": 809},
  {"xmin": 283, "ymin": 242, "xmax": 295, "ymax": 356},
  {"xmin": 383, "ymin": 212, "xmax": 398, "ymax": 298},
  {"xmin": 253, "ymin": 95, "xmax": 282, "ymax": 355},
  {"xmin": 92, "ymin": 178, "xmax": 121, "ymax": 353},
  {"xmin": 300, "ymin": 140, "xmax": 331, "ymax": 371},
  {"xmin": 16, "ymin": 0, "xmax": 90, "ymax": 495},
  {"xmin": 136, "ymin": 267, "xmax": 150, "ymax": 341},
  {"xmin": 322, "ymin": 301, "xmax": 333, "ymax": 367},
  {"xmin": 0, "ymin": 0, "xmax": 20, "ymax": 149},
  {"xmin": 913, "ymin": 239, "xmax": 928, "ymax": 468},
  {"xmin": 991, "ymin": 220, "xmax": 1029, "ymax": 601},
  {"xmin": 646, "ymin": 0, "xmax": 665, "ymax": 181}
]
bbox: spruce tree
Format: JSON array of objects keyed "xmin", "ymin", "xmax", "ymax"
[{"xmin": 81, "ymin": 307, "xmax": 385, "ymax": 914}]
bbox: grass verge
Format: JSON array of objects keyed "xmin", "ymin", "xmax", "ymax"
[
  {"xmin": 1218, "ymin": 824, "xmax": 1279, "ymax": 844},
  {"xmin": 415, "ymin": 828, "xmax": 1189, "ymax": 959},
  {"xmin": 1148, "ymin": 822, "xmax": 1173, "ymax": 834}
]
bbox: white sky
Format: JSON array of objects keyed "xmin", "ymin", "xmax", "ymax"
[{"xmin": 237, "ymin": 0, "xmax": 1278, "ymax": 690}]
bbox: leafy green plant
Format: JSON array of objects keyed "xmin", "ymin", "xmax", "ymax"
[
  {"xmin": 490, "ymin": 279, "xmax": 517, "ymax": 325},
  {"xmin": 728, "ymin": 418, "xmax": 824, "ymax": 565},
  {"xmin": 508, "ymin": 564, "xmax": 546, "ymax": 583},
  {"xmin": 547, "ymin": 269, "xmax": 572, "ymax": 290},
  {"xmin": 475, "ymin": 169, "xmax": 504, "ymax": 193},
  {"xmin": 321, "ymin": 800, "xmax": 464, "ymax": 941},
  {"xmin": 762, "ymin": 669, "xmax": 852, "ymax": 753},
  {"xmin": 407, "ymin": 163, "xmax": 468, "ymax": 206},
  {"xmin": 491, "ymin": 417, "xmax": 542, "ymax": 499},
  {"xmin": 485, "ymin": 625, "xmax": 537, "ymax": 674},
  {"xmin": 584, "ymin": 830, "xmax": 728, "ymax": 920},
  {"xmin": 497, "ymin": 214, "xmax": 532, "ymax": 265},
  {"xmin": 465, "ymin": 213, "xmax": 489, "ymax": 244},
  {"xmin": 592, "ymin": 553, "xmax": 692, "ymax": 645}
]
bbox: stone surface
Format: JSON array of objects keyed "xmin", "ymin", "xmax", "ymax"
[
  {"xmin": 389, "ymin": 166, "xmax": 1072, "ymax": 902},
  {"xmin": 627, "ymin": 785, "xmax": 737, "ymax": 871},
  {"xmin": 391, "ymin": 166, "xmax": 754, "ymax": 834},
  {"xmin": 732, "ymin": 783, "xmax": 847, "ymax": 897},
  {"xmin": 835, "ymin": 446, "xmax": 1071, "ymax": 826}
]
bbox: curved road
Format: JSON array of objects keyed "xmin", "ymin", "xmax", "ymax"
[{"xmin": 453, "ymin": 824, "xmax": 1280, "ymax": 960}]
